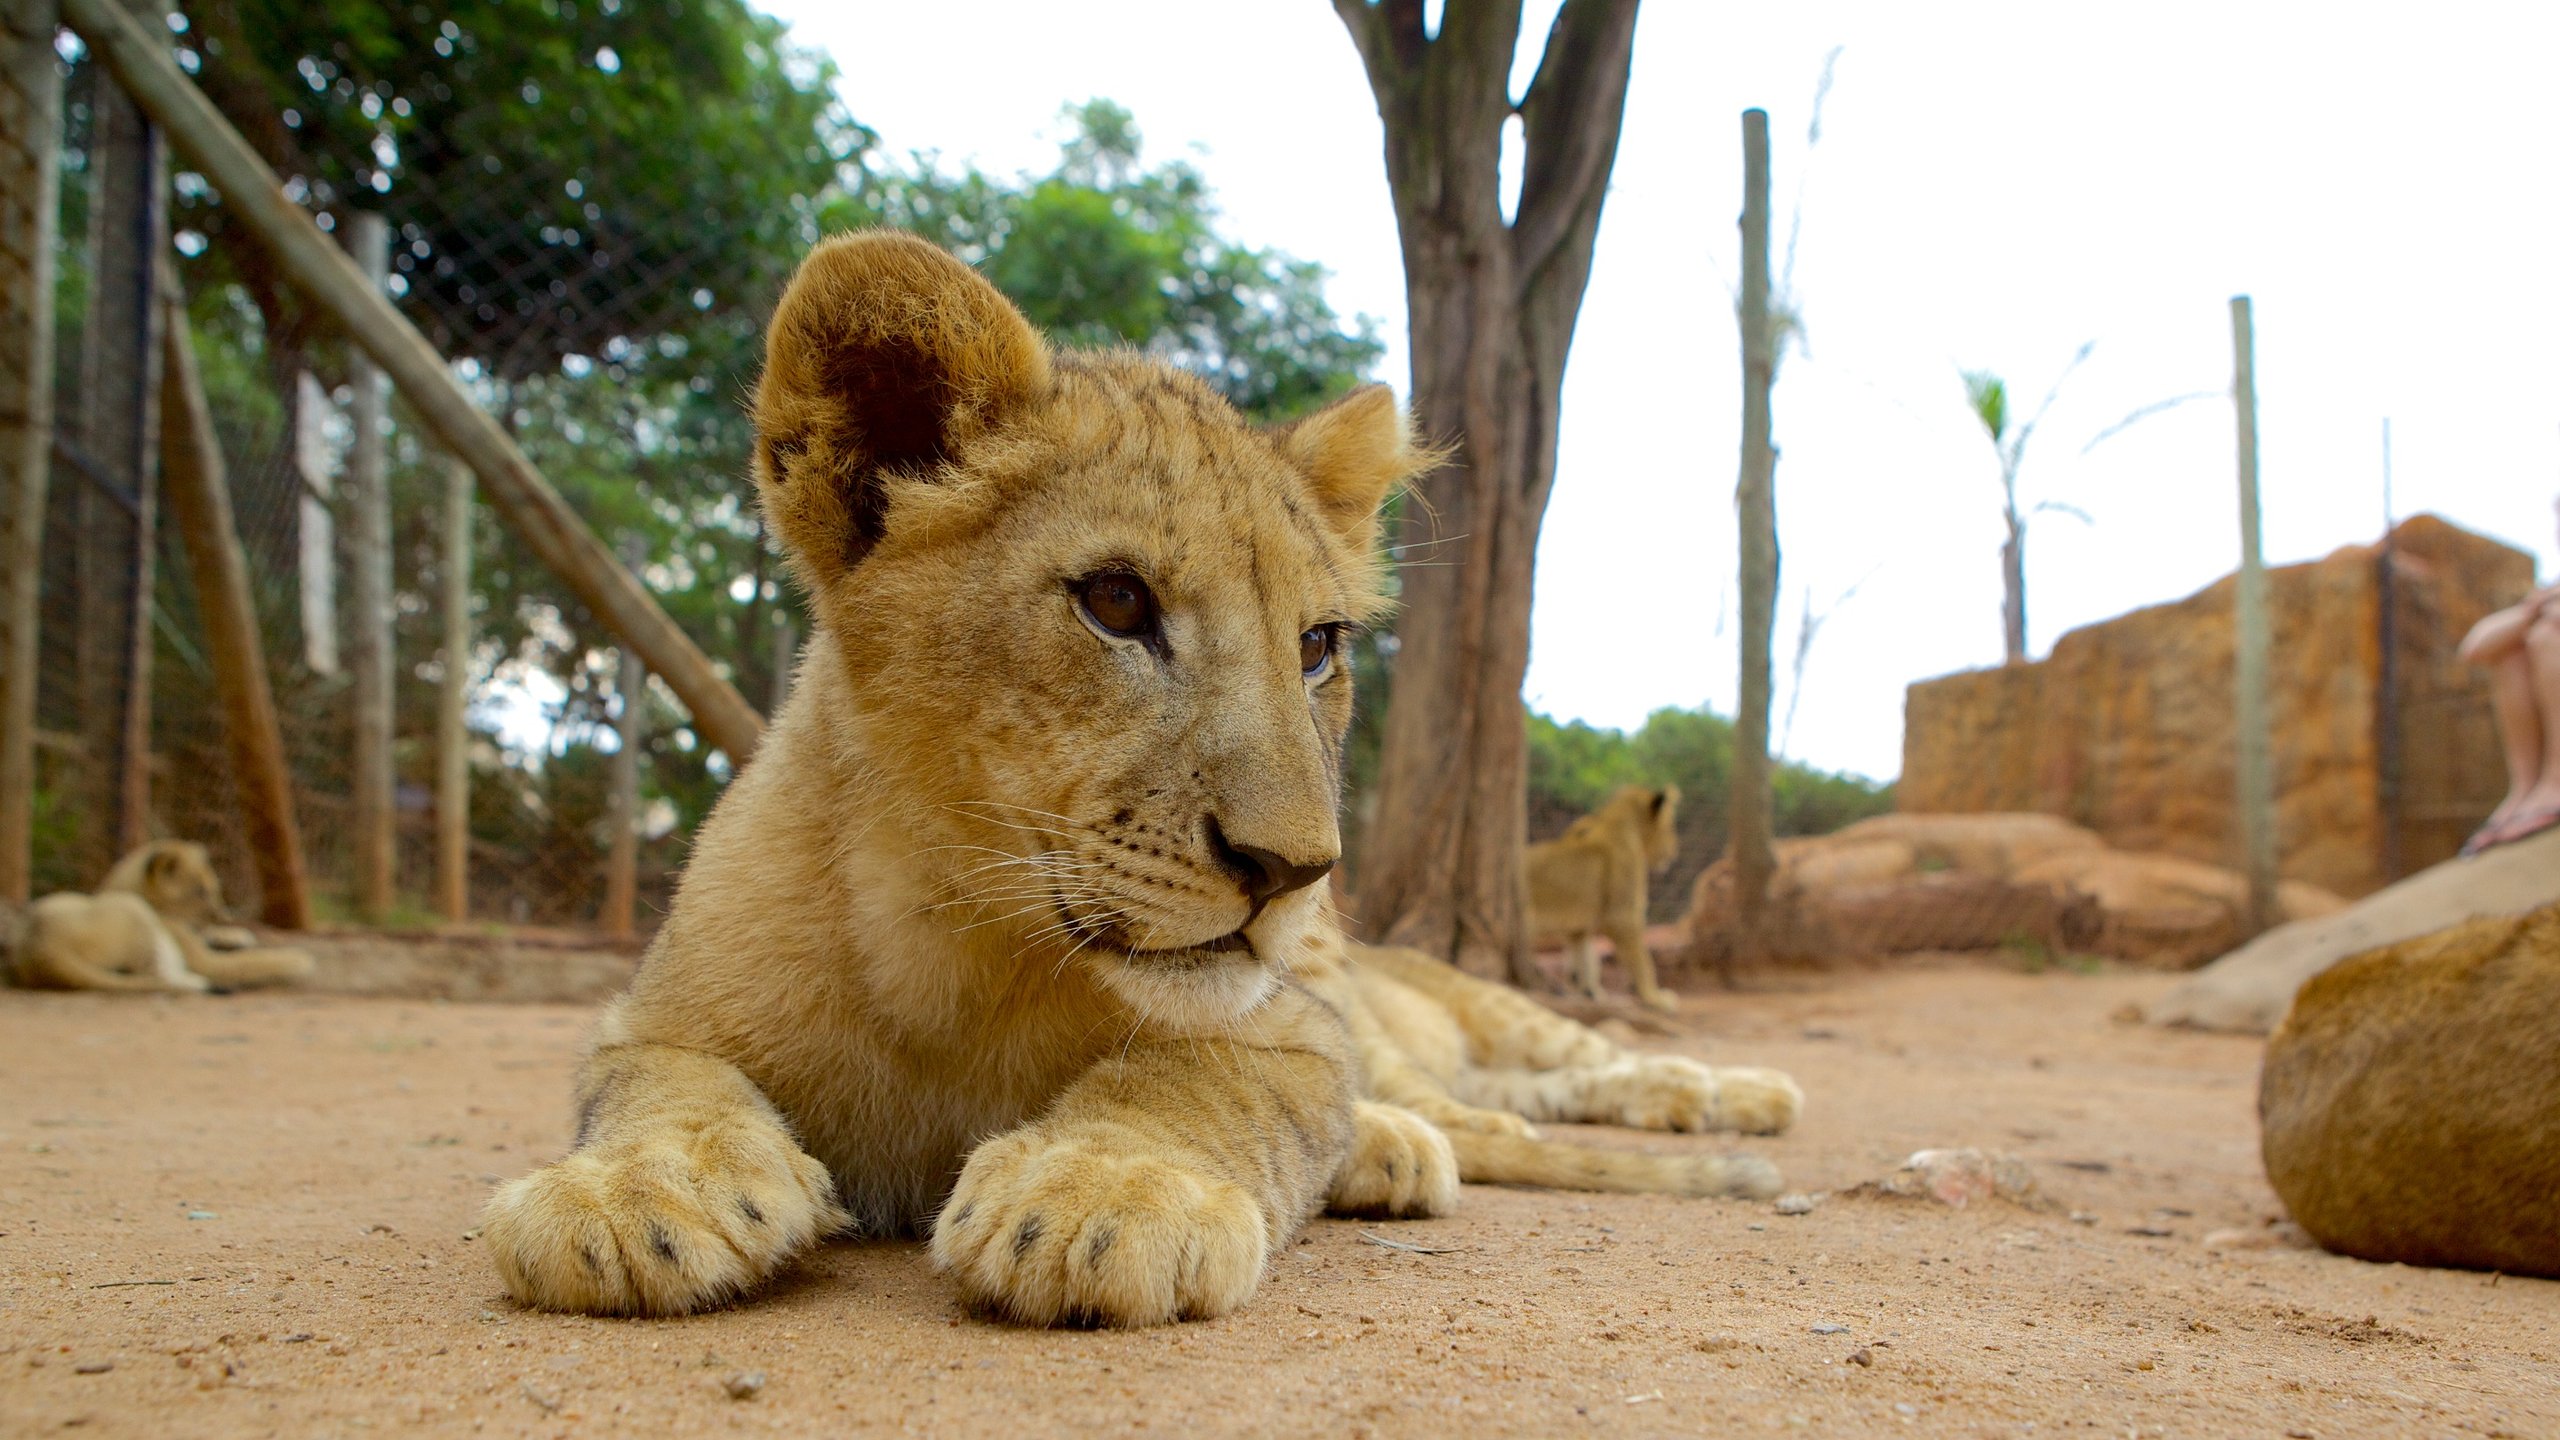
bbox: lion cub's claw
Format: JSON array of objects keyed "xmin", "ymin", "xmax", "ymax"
[
  {"xmin": 1327, "ymin": 1102, "xmax": 1460, "ymax": 1218},
  {"xmin": 932, "ymin": 1133, "xmax": 1268, "ymax": 1327},
  {"xmin": 480, "ymin": 1120, "xmax": 845, "ymax": 1317}
]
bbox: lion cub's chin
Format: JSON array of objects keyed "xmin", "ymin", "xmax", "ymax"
[{"xmin": 1089, "ymin": 949, "xmax": 1282, "ymax": 1033}]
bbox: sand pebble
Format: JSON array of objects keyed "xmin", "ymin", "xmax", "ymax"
[{"xmin": 723, "ymin": 1370, "xmax": 767, "ymax": 1401}]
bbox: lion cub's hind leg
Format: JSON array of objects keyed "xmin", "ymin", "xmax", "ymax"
[
  {"xmin": 1607, "ymin": 920, "xmax": 1678, "ymax": 1014},
  {"xmin": 1417, "ymin": 952, "xmax": 1800, "ymax": 1135},
  {"xmin": 1569, "ymin": 934, "xmax": 1604, "ymax": 1000},
  {"xmin": 481, "ymin": 1043, "xmax": 847, "ymax": 1316},
  {"xmin": 1455, "ymin": 1056, "xmax": 1801, "ymax": 1135}
]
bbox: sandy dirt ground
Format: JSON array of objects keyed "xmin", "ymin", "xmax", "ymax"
[{"xmin": 3, "ymin": 962, "xmax": 2553, "ymax": 1439}]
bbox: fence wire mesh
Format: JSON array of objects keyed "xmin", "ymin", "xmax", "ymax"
[{"xmin": 24, "ymin": 21, "xmax": 830, "ymax": 931}]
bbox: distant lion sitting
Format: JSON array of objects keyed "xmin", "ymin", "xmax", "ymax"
[
  {"xmin": 1527, "ymin": 785, "xmax": 1682, "ymax": 1011},
  {"xmin": 9, "ymin": 841, "xmax": 313, "ymax": 993}
]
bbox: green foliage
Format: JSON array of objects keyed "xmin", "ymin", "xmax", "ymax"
[
  {"xmin": 1526, "ymin": 705, "xmax": 1896, "ymax": 921},
  {"xmin": 1962, "ymin": 369, "xmax": 2007, "ymax": 444},
  {"xmin": 188, "ymin": 0, "xmax": 862, "ymax": 377}
]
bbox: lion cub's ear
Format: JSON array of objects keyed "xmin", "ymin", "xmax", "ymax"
[
  {"xmin": 1272, "ymin": 385, "xmax": 1438, "ymax": 552},
  {"xmin": 753, "ymin": 232, "xmax": 1049, "ymax": 584}
]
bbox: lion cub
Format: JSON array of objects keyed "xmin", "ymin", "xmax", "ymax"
[
  {"xmin": 481, "ymin": 234, "xmax": 1792, "ymax": 1329},
  {"xmin": 1528, "ymin": 785, "xmax": 1683, "ymax": 1010},
  {"xmin": 10, "ymin": 840, "xmax": 312, "ymax": 993}
]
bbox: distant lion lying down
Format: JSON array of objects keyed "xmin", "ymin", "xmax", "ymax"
[
  {"xmin": 480, "ymin": 233, "xmax": 1800, "ymax": 1329},
  {"xmin": 9, "ymin": 840, "xmax": 312, "ymax": 993}
]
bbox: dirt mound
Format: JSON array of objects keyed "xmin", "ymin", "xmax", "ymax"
[
  {"xmin": 2261, "ymin": 902, "xmax": 2560, "ymax": 1277},
  {"xmin": 1683, "ymin": 812, "xmax": 2345, "ymax": 968}
]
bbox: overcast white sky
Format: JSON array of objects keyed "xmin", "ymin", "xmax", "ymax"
[{"xmin": 758, "ymin": 0, "xmax": 2559, "ymax": 782}]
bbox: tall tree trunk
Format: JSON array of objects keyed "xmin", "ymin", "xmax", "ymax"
[
  {"xmin": 1999, "ymin": 505, "xmax": 2026, "ymax": 664},
  {"xmin": 1728, "ymin": 108, "xmax": 1776, "ymax": 978},
  {"xmin": 1333, "ymin": 0, "xmax": 1640, "ymax": 985}
]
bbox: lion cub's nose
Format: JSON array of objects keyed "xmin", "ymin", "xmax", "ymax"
[{"xmin": 1204, "ymin": 817, "xmax": 1337, "ymax": 911}]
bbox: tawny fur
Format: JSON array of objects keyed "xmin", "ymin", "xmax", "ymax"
[
  {"xmin": 2259, "ymin": 903, "xmax": 2560, "ymax": 1278},
  {"xmin": 478, "ymin": 233, "xmax": 1795, "ymax": 1330},
  {"xmin": 8, "ymin": 841, "xmax": 313, "ymax": 994},
  {"xmin": 1527, "ymin": 785, "xmax": 1683, "ymax": 1010}
]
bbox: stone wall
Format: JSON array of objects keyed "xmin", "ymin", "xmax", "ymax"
[{"xmin": 1900, "ymin": 515, "xmax": 2532, "ymax": 897}]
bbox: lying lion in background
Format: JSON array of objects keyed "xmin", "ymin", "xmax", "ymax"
[
  {"xmin": 1527, "ymin": 785, "xmax": 1682, "ymax": 1010},
  {"xmin": 480, "ymin": 234, "xmax": 1798, "ymax": 1328},
  {"xmin": 9, "ymin": 840, "xmax": 312, "ymax": 993}
]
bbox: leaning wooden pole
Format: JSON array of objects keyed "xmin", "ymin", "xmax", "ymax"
[
  {"xmin": 344, "ymin": 212, "xmax": 395, "ymax": 920},
  {"xmin": 159, "ymin": 283, "xmax": 313, "ymax": 928},
  {"xmin": 2229, "ymin": 295, "xmax": 2279, "ymax": 937},
  {"xmin": 59, "ymin": 0, "xmax": 765, "ymax": 764},
  {"xmin": 0, "ymin": 0, "xmax": 64, "ymax": 904},
  {"xmin": 434, "ymin": 456, "xmax": 471, "ymax": 923},
  {"xmin": 1728, "ymin": 107, "xmax": 1780, "ymax": 980}
]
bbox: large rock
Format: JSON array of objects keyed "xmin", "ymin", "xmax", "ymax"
[
  {"xmin": 1681, "ymin": 812, "xmax": 2340, "ymax": 967},
  {"xmin": 2259, "ymin": 903, "xmax": 2560, "ymax": 1278},
  {"xmin": 1901, "ymin": 514, "xmax": 2530, "ymax": 898},
  {"xmin": 2146, "ymin": 822, "xmax": 2560, "ymax": 1032}
]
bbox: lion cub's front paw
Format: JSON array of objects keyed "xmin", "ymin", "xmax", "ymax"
[
  {"xmin": 1610, "ymin": 1057, "xmax": 1803, "ymax": 1136},
  {"xmin": 1327, "ymin": 1102, "xmax": 1460, "ymax": 1218},
  {"xmin": 932, "ymin": 1132, "xmax": 1268, "ymax": 1327},
  {"xmin": 480, "ymin": 1118, "xmax": 846, "ymax": 1317},
  {"xmin": 1634, "ymin": 984, "xmax": 1680, "ymax": 1015}
]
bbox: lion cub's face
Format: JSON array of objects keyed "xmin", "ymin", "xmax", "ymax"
[
  {"xmin": 107, "ymin": 840, "xmax": 227, "ymax": 925},
  {"xmin": 753, "ymin": 234, "xmax": 1430, "ymax": 1026}
]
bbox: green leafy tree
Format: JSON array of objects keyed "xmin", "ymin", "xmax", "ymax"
[{"xmin": 880, "ymin": 100, "xmax": 1381, "ymax": 423}]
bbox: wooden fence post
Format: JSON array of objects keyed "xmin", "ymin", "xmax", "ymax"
[
  {"xmin": 434, "ymin": 455, "xmax": 470, "ymax": 923},
  {"xmin": 345, "ymin": 210, "xmax": 394, "ymax": 920},
  {"xmin": 600, "ymin": 537, "xmax": 645, "ymax": 939},
  {"xmin": 0, "ymin": 0, "xmax": 63, "ymax": 904},
  {"xmin": 159, "ymin": 279, "xmax": 312, "ymax": 928},
  {"xmin": 2230, "ymin": 295, "xmax": 2279, "ymax": 936},
  {"xmin": 74, "ymin": 0, "xmax": 169, "ymax": 873},
  {"xmin": 1728, "ymin": 107, "xmax": 1779, "ymax": 979},
  {"xmin": 60, "ymin": 0, "xmax": 765, "ymax": 764}
]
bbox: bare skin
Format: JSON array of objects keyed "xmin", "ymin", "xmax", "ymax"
[{"xmin": 2458, "ymin": 584, "xmax": 2560, "ymax": 855}]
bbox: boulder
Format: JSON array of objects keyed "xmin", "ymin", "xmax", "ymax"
[
  {"xmin": 1681, "ymin": 811, "xmax": 2340, "ymax": 968},
  {"xmin": 2013, "ymin": 849, "xmax": 2345, "ymax": 969},
  {"xmin": 2259, "ymin": 902, "xmax": 2560, "ymax": 1278},
  {"xmin": 2146, "ymin": 823, "xmax": 2560, "ymax": 1032}
]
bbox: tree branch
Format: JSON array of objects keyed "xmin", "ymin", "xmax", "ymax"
[{"xmin": 1510, "ymin": 0, "xmax": 1640, "ymax": 283}]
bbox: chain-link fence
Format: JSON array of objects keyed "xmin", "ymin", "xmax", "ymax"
[{"xmin": 16, "ymin": 8, "xmax": 842, "ymax": 931}]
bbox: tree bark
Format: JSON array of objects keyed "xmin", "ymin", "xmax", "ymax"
[
  {"xmin": 1333, "ymin": 0, "xmax": 1640, "ymax": 986},
  {"xmin": 1729, "ymin": 108, "xmax": 1776, "ymax": 977}
]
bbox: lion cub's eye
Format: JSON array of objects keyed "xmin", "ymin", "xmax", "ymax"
[
  {"xmin": 1300, "ymin": 624, "xmax": 1340, "ymax": 679},
  {"xmin": 1076, "ymin": 571, "xmax": 1159, "ymax": 639}
]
